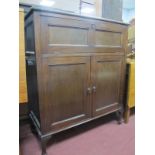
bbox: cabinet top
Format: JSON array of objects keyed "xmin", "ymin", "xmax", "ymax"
[{"xmin": 25, "ymin": 6, "xmax": 129, "ymax": 26}]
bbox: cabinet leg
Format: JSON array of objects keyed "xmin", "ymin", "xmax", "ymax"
[
  {"xmin": 124, "ymin": 106, "xmax": 130, "ymax": 123},
  {"xmin": 30, "ymin": 123, "xmax": 37, "ymax": 134},
  {"xmin": 41, "ymin": 137, "xmax": 47, "ymax": 155},
  {"xmin": 41, "ymin": 136, "xmax": 52, "ymax": 155},
  {"xmin": 116, "ymin": 109, "xmax": 123, "ymax": 124}
]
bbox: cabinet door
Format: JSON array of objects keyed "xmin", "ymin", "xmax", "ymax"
[
  {"xmin": 40, "ymin": 56, "xmax": 91, "ymax": 133},
  {"xmin": 92, "ymin": 55, "xmax": 124, "ymax": 117}
]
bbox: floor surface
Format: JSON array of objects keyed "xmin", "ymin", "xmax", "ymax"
[{"xmin": 20, "ymin": 114, "xmax": 135, "ymax": 155}]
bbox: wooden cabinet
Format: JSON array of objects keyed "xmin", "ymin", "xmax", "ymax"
[{"xmin": 25, "ymin": 7, "xmax": 128, "ymax": 155}]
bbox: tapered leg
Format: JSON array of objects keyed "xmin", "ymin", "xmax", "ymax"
[
  {"xmin": 30, "ymin": 123, "xmax": 37, "ymax": 134},
  {"xmin": 116, "ymin": 108, "xmax": 123, "ymax": 124},
  {"xmin": 41, "ymin": 137, "xmax": 47, "ymax": 155},
  {"xmin": 41, "ymin": 135, "xmax": 52, "ymax": 155},
  {"xmin": 124, "ymin": 105, "xmax": 130, "ymax": 123}
]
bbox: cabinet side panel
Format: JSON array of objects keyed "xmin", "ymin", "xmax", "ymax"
[{"xmin": 25, "ymin": 15, "xmax": 40, "ymax": 122}]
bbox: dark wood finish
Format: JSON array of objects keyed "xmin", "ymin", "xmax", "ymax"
[
  {"xmin": 25, "ymin": 14, "xmax": 40, "ymax": 121},
  {"xmin": 95, "ymin": 30, "xmax": 121, "ymax": 46},
  {"xmin": 40, "ymin": 56, "xmax": 91, "ymax": 133},
  {"xmin": 19, "ymin": 102, "xmax": 28, "ymax": 117},
  {"xmin": 92, "ymin": 55, "xmax": 124, "ymax": 117},
  {"xmin": 25, "ymin": 7, "xmax": 128, "ymax": 155}
]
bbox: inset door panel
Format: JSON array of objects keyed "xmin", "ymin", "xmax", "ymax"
[
  {"xmin": 41, "ymin": 56, "xmax": 91, "ymax": 133},
  {"xmin": 94, "ymin": 22, "xmax": 127, "ymax": 48},
  {"xmin": 95, "ymin": 30, "xmax": 122, "ymax": 47},
  {"xmin": 92, "ymin": 56, "xmax": 123, "ymax": 116},
  {"xmin": 40, "ymin": 16, "xmax": 90, "ymax": 52},
  {"xmin": 48, "ymin": 25, "xmax": 88, "ymax": 45}
]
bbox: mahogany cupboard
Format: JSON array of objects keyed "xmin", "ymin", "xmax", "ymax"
[{"xmin": 25, "ymin": 7, "xmax": 128, "ymax": 155}]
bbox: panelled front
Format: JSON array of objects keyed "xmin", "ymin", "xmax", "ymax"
[
  {"xmin": 92, "ymin": 56, "xmax": 123, "ymax": 116},
  {"xmin": 40, "ymin": 16, "xmax": 90, "ymax": 53},
  {"xmin": 39, "ymin": 14, "xmax": 126, "ymax": 54},
  {"xmin": 40, "ymin": 56, "xmax": 91, "ymax": 133},
  {"xmin": 25, "ymin": 9, "xmax": 128, "ymax": 135}
]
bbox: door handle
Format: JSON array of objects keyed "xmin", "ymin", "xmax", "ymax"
[
  {"xmin": 92, "ymin": 86, "xmax": 96, "ymax": 93},
  {"xmin": 87, "ymin": 87, "xmax": 92, "ymax": 94}
]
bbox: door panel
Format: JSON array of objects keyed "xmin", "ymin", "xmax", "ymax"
[
  {"xmin": 41, "ymin": 56, "xmax": 91, "ymax": 133},
  {"xmin": 40, "ymin": 16, "xmax": 90, "ymax": 52},
  {"xmin": 95, "ymin": 30, "xmax": 122, "ymax": 47},
  {"xmin": 92, "ymin": 55, "xmax": 123, "ymax": 116},
  {"xmin": 94, "ymin": 21, "xmax": 127, "ymax": 49}
]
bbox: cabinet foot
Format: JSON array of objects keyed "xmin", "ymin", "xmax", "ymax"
[
  {"xmin": 124, "ymin": 106, "xmax": 130, "ymax": 123},
  {"xmin": 41, "ymin": 137, "xmax": 47, "ymax": 155},
  {"xmin": 41, "ymin": 136, "xmax": 52, "ymax": 155},
  {"xmin": 116, "ymin": 109, "xmax": 123, "ymax": 124}
]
